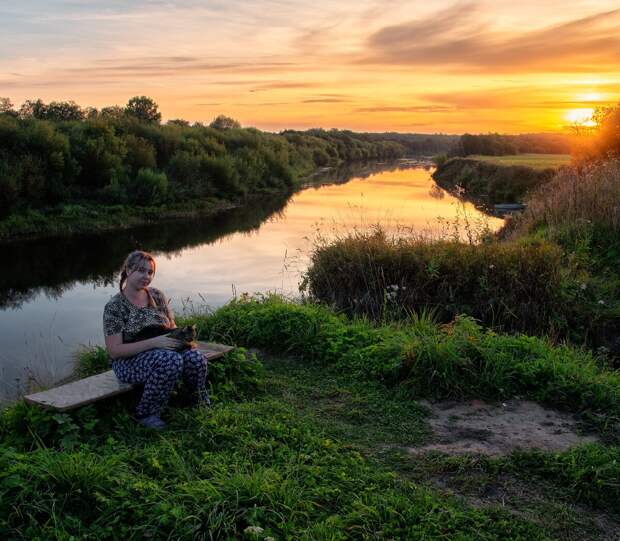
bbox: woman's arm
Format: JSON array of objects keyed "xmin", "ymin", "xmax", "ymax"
[{"xmin": 105, "ymin": 333, "xmax": 182, "ymax": 359}]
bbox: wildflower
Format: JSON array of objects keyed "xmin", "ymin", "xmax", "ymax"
[
  {"xmin": 580, "ymin": 283, "xmax": 587, "ymax": 290},
  {"xmin": 598, "ymin": 300, "xmax": 605, "ymax": 305},
  {"xmin": 244, "ymin": 526, "xmax": 264, "ymax": 535},
  {"xmin": 265, "ymin": 538, "xmax": 276, "ymax": 541},
  {"xmin": 489, "ymin": 264, "xmax": 495, "ymax": 269}
]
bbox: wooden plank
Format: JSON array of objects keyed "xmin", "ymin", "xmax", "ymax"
[
  {"xmin": 24, "ymin": 342, "xmax": 234, "ymax": 411},
  {"xmin": 24, "ymin": 371, "xmax": 135, "ymax": 411}
]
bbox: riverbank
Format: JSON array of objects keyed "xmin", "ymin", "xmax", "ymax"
[
  {"xmin": 0, "ymin": 197, "xmax": 241, "ymax": 243},
  {"xmin": 432, "ymin": 155, "xmax": 563, "ymax": 207},
  {"xmin": 2, "ymin": 297, "xmax": 618, "ymax": 538},
  {"xmin": 0, "ymin": 158, "xmax": 424, "ymax": 243}
]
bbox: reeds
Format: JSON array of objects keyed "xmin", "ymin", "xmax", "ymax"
[{"xmin": 503, "ymin": 158, "xmax": 620, "ymax": 239}]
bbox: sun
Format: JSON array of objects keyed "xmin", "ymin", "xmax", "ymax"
[{"xmin": 564, "ymin": 108, "xmax": 596, "ymax": 127}]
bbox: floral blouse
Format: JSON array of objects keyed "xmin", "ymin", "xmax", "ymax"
[{"xmin": 103, "ymin": 287, "xmax": 175, "ymax": 342}]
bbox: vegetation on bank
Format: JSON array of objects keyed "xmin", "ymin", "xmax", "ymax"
[
  {"xmin": 431, "ymin": 157, "xmax": 558, "ymax": 205},
  {"xmin": 0, "ymin": 96, "xmax": 407, "ymax": 240},
  {"xmin": 304, "ymin": 231, "xmax": 570, "ymax": 335},
  {"xmin": 2, "ymin": 297, "xmax": 619, "ymax": 538}
]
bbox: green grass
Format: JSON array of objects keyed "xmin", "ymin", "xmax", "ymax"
[
  {"xmin": 0, "ymin": 367, "xmax": 552, "ymax": 540},
  {"xmin": 3, "ymin": 342, "xmax": 618, "ymax": 539},
  {"xmin": 469, "ymin": 154, "xmax": 572, "ymax": 170},
  {"xmin": 202, "ymin": 296, "xmax": 620, "ymax": 419},
  {"xmin": 2, "ymin": 298, "xmax": 620, "ymax": 538}
]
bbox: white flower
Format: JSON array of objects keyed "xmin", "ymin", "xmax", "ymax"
[
  {"xmin": 598, "ymin": 300, "xmax": 605, "ymax": 305},
  {"xmin": 489, "ymin": 264, "xmax": 495, "ymax": 269},
  {"xmin": 244, "ymin": 526, "xmax": 264, "ymax": 535},
  {"xmin": 580, "ymin": 283, "xmax": 587, "ymax": 290}
]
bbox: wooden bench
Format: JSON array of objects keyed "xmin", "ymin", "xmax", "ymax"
[{"xmin": 24, "ymin": 341, "xmax": 234, "ymax": 411}]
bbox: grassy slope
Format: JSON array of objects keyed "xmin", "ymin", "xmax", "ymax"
[
  {"xmin": 2, "ymin": 348, "xmax": 618, "ymax": 540},
  {"xmin": 469, "ymin": 154, "xmax": 572, "ymax": 170}
]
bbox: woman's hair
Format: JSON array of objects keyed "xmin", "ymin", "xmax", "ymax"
[{"xmin": 119, "ymin": 250, "xmax": 156, "ymax": 292}]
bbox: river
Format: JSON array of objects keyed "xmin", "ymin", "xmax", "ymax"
[{"xmin": 0, "ymin": 160, "xmax": 503, "ymax": 402}]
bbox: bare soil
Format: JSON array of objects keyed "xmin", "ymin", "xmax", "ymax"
[{"xmin": 411, "ymin": 399, "xmax": 599, "ymax": 456}]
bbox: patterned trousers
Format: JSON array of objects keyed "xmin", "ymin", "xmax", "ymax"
[{"xmin": 112, "ymin": 348, "xmax": 209, "ymax": 417}]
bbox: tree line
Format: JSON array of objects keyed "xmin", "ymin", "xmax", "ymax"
[
  {"xmin": 0, "ymin": 97, "xmax": 407, "ymax": 217},
  {"xmin": 448, "ymin": 132, "xmax": 575, "ymax": 157}
]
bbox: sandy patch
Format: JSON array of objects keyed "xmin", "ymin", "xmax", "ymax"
[{"xmin": 411, "ymin": 399, "xmax": 598, "ymax": 456}]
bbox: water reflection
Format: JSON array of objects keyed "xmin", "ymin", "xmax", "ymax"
[
  {"xmin": 0, "ymin": 161, "xmax": 502, "ymax": 402},
  {"xmin": 0, "ymin": 160, "xmax": 408, "ymax": 311}
]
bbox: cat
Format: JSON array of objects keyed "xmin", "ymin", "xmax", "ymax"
[{"xmin": 123, "ymin": 324, "xmax": 197, "ymax": 352}]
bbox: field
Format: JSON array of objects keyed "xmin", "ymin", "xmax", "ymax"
[{"xmin": 468, "ymin": 154, "xmax": 572, "ymax": 169}]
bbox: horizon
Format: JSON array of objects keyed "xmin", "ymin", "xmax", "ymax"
[{"xmin": 2, "ymin": 1, "xmax": 620, "ymax": 134}]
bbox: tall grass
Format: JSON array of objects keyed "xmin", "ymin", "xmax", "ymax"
[
  {"xmin": 303, "ymin": 227, "xmax": 566, "ymax": 335},
  {"xmin": 503, "ymin": 158, "xmax": 620, "ymax": 240},
  {"xmin": 200, "ymin": 296, "xmax": 620, "ymax": 418}
]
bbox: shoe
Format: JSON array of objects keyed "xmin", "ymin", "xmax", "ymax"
[{"xmin": 136, "ymin": 414, "xmax": 166, "ymax": 430}]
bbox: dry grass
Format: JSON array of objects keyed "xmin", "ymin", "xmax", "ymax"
[{"xmin": 503, "ymin": 158, "xmax": 620, "ymax": 238}]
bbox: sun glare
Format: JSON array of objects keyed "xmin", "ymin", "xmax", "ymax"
[
  {"xmin": 564, "ymin": 107, "xmax": 596, "ymax": 127},
  {"xmin": 576, "ymin": 92, "xmax": 603, "ymax": 102}
]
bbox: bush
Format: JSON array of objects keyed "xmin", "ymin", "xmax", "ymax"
[
  {"xmin": 126, "ymin": 168, "xmax": 168, "ymax": 205},
  {"xmin": 304, "ymin": 229, "xmax": 566, "ymax": 335}
]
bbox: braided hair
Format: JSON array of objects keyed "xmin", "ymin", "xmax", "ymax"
[{"xmin": 119, "ymin": 250, "xmax": 156, "ymax": 293}]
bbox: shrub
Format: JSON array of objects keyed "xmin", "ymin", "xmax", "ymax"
[
  {"xmin": 126, "ymin": 168, "xmax": 168, "ymax": 205},
  {"xmin": 304, "ymin": 229, "xmax": 565, "ymax": 335}
]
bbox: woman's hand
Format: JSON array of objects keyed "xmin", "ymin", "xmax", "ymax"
[{"xmin": 148, "ymin": 335, "xmax": 184, "ymax": 350}]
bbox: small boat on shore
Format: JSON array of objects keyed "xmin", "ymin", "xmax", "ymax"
[{"xmin": 493, "ymin": 203, "xmax": 526, "ymax": 212}]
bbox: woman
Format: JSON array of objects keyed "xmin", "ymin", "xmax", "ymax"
[{"xmin": 103, "ymin": 250, "xmax": 209, "ymax": 430}]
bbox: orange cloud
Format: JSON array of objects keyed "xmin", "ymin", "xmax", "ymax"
[{"xmin": 361, "ymin": 4, "xmax": 620, "ymax": 73}]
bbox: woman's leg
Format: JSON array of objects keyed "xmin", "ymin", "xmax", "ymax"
[
  {"xmin": 180, "ymin": 348, "xmax": 210, "ymax": 405},
  {"xmin": 112, "ymin": 349, "xmax": 183, "ymax": 417}
]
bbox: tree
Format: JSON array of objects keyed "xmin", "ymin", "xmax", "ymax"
[
  {"xmin": 125, "ymin": 96, "xmax": 161, "ymax": 123},
  {"xmin": 19, "ymin": 99, "xmax": 48, "ymax": 119},
  {"xmin": 592, "ymin": 103, "xmax": 620, "ymax": 157},
  {"xmin": 0, "ymin": 97, "xmax": 16, "ymax": 116},
  {"xmin": 209, "ymin": 114, "xmax": 241, "ymax": 130},
  {"xmin": 45, "ymin": 100, "xmax": 84, "ymax": 121},
  {"xmin": 100, "ymin": 105, "xmax": 126, "ymax": 121},
  {"xmin": 167, "ymin": 118, "xmax": 189, "ymax": 127}
]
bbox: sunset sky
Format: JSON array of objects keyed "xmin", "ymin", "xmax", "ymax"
[{"xmin": 1, "ymin": 0, "xmax": 619, "ymax": 133}]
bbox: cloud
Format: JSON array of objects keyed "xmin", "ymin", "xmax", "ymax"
[
  {"xmin": 361, "ymin": 4, "xmax": 620, "ymax": 72},
  {"xmin": 249, "ymin": 81, "xmax": 322, "ymax": 92},
  {"xmin": 64, "ymin": 57, "xmax": 300, "ymax": 79},
  {"xmin": 355, "ymin": 105, "xmax": 454, "ymax": 113},
  {"xmin": 422, "ymin": 84, "xmax": 620, "ymax": 110},
  {"xmin": 302, "ymin": 98, "xmax": 350, "ymax": 103}
]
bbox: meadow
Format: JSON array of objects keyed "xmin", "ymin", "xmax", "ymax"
[{"xmin": 467, "ymin": 154, "xmax": 572, "ymax": 170}]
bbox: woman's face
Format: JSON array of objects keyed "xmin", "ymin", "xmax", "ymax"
[{"xmin": 126, "ymin": 258, "xmax": 155, "ymax": 290}]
